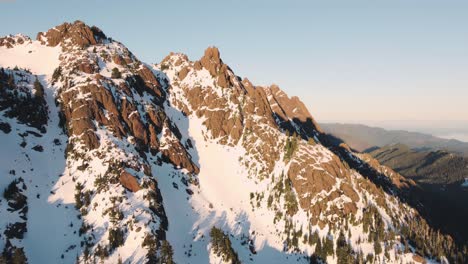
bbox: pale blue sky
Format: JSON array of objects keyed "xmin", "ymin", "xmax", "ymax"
[{"xmin": 1, "ymin": 0, "xmax": 467, "ymax": 124}]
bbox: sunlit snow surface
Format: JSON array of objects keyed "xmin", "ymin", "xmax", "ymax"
[
  {"xmin": 0, "ymin": 34, "xmax": 446, "ymax": 263},
  {"xmin": 0, "ymin": 35, "xmax": 60, "ymax": 75}
]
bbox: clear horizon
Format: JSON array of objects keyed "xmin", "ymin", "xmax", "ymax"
[
  {"xmin": 1, "ymin": 0, "xmax": 467, "ymax": 128},
  {"xmin": 321, "ymin": 119, "xmax": 468, "ymax": 142}
]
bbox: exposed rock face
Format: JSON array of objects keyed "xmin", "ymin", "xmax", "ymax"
[
  {"xmin": 119, "ymin": 171, "xmax": 141, "ymax": 192},
  {"xmin": 199, "ymin": 46, "xmax": 222, "ymax": 76},
  {"xmin": 156, "ymin": 47, "xmax": 431, "ymax": 236},
  {"xmin": 36, "ymin": 20, "xmax": 107, "ymax": 48},
  {"xmin": 55, "ymin": 37, "xmax": 197, "ymax": 173},
  {"xmin": 357, "ymin": 152, "xmax": 416, "ymax": 189},
  {"xmin": 198, "ymin": 47, "xmax": 233, "ymax": 88},
  {"xmin": 265, "ymin": 85, "xmax": 323, "ymax": 138},
  {"xmin": 0, "ymin": 21, "xmax": 463, "ymax": 264},
  {"xmin": 0, "ymin": 35, "xmax": 31, "ymax": 48},
  {"xmin": 31, "ymin": 24, "xmax": 199, "ymax": 263}
]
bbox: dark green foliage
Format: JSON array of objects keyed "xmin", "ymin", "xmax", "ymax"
[
  {"xmin": 2, "ymin": 245, "xmax": 28, "ymax": 264},
  {"xmin": 33, "ymin": 77, "xmax": 44, "ymax": 99},
  {"xmin": 362, "ymin": 205, "xmax": 385, "ymax": 242},
  {"xmin": 336, "ymin": 231, "xmax": 355, "ymax": 264},
  {"xmin": 4, "ymin": 179, "xmax": 21, "ymax": 200},
  {"xmin": 309, "ymin": 254, "xmax": 320, "ymax": 264},
  {"xmin": 111, "ymin": 67, "xmax": 122, "ymax": 79},
  {"xmin": 399, "ymin": 214, "xmax": 468, "ymax": 264},
  {"xmin": 79, "ymin": 222, "xmax": 91, "ymax": 236},
  {"xmin": 160, "ymin": 240, "xmax": 175, "ymax": 264},
  {"xmin": 160, "ymin": 63, "xmax": 169, "ymax": 71},
  {"xmin": 210, "ymin": 227, "xmax": 241, "ymax": 264},
  {"xmin": 142, "ymin": 234, "xmax": 158, "ymax": 263},
  {"xmin": 94, "ymin": 175, "xmax": 110, "ymax": 193},
  {"xmin": 373, "ymin": 240, "xmax": 382, "ymax": 256},
  {"xmin": 4, "ymin": 222, "xmax": 27, "ymax": 240},
  {"xmin": 3, "ymin": 178, "xmax": 27, "ymax": 211},
  {"xmin": 0, "ymin": 69, "xmax": 48, "ymax": 132},
  {"xmin": 369, "ymin": 144, "xmax": 468, "ymax": 248},
  {"xmin": 323, "ymin": 234, "xmax": 334, "ymax": 257},
  {"xmin": 308, "ymin": 231, "xmax": 320, "ymax": 246},
  {"xmin": 267, "ymin": 195, "xmax": 273, "ymax": 208},
  {"xmin": 313, "ymin": 238, "xmax": 326, "ymax": 261},
  {"xmin": 95, "ymin": 244, "xmax": 109, "ymax": 260},
  {"xmin": 284, "ymin": 134, "xmax": 298, "ymax": 160},
  {"xmin": 74, "ymin": 182, "xmax": 84, "ymax": 209},
  {"xmin": 109, "ymin": 228, "xmax": 125, "ymax": 250},
  {"xmin": 0, "ymin": 121, "xmax": 11, "ymax": 134},
  {"xmin": 144, "ymin": 187, "xmax": 169, "ymax": 231},
  {"xmin": 11, "ymin": 247, "xmax": 27, "ymax": 264},
  {"xmin": 108, "ymin": 207, "xmax": 124, "ymax": 225},
  {"xmin": 272, "ymin": 172, "xmax": 298, "ymax": 216},
  {"xmin": 52, "ymin": 66, "xmax": 62, "ymax": 83},
  {"xmin": 283, "ymin": 176, "xmax": 298, "ymax": 215}
]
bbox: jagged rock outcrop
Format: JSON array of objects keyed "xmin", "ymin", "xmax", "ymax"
[
  {"xmin": 265, "ymin": 85, "xmax": 323, "ymax": 137},
  {"xmin": 1, "ymin": 21, "xmax": 465, "ymax": 264},
  {"xmin": 47, "ymin": 22, "xmax": 198, "ymax": 174},
  {"xmin": 0, "ymin": 35, "xmax": 31, "ymax": 49},
  {"xmin": 37, "ymin": 20, "xmax": 107, "ymax": 48},
  {"xmin": 198, "ymin": 47, "xmax": 233, "ymax": 88},
  {"xmin": 119, "ymin": 171, "xmax": 141, "ymax": 192}
]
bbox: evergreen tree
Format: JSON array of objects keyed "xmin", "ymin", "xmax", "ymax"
[
  {"xmin": 284, "ymin": 134, "xmax": 298, "ymax": 160},
  {"xmin": 9, "ymin": 248, "xmax": 27, "ymax": 264},
  {"xmin": 52, "ymin": 66, "xmax": 62, "ymax": 82},
  {"xmin": 210, "ymin": 227, "xmax": 241, "ymax": 264},
  {"xmin": 159, "ymin": 240, "xmax": 174, "ymax": 264},
  {"xmin": 142, "ymin": 234, "xmax": 158, "ymax": 264},
  {"xmin": 323, "ymin": 234, "xmax": 334, "ymax": 257},
  {"xmin": 373, "ymin": 240, "xmax": 382, "ymax": 256},
  {"xmin": 314, "ymin": 238, "xmax": 325, "ymax": 261},
  {"xmin": 111, "ymin": 67, "xmax": 122, "ymax": 79},
  {"xmin": 109, "ymin": 228, "xmax": 125, "ymax": 250},
  {"xmin": 33, "ymin": 77, "xmax": 44, "ymax": 99}
]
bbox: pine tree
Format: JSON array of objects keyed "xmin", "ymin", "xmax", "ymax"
[
  {"xmin": 323, "ymin": 234, "xmax": 334, "ymax": 257},
  {"xmin": 52, "ymin": 66, "xmax": 62, "ymax": 83},
  {"xmin": 209, "ymin": 227, "xmax": 240, "ymax": 264},
  {"xmin": 111, "ymin": 67, "xmax": 122, "ymax": 79},
  {"xmin": 10, "ymin": 248, "xmax": 27, "ymax": 264},
  {"xmin": 373, "ymin": 240, "xmax": 382, "ymax": 256},
  {"xmin": 33, "ymin": 76, "xmax": 44, "ymax": 98},
  {"xmin": 109, "ymin": 228, "xmax": 125, "ymax": 250},
  {"xmin": 315, "ymin": 238, "xmax": 324, "ymax": 260},
  {"xmin": 160, "ymin": 240, "xmax": 174, "ymax": 264}
]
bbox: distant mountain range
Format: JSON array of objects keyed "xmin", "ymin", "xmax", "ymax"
[
  {"xmin": 367, "ymin": 144, "xmax": 468, "ymax": 245},
  {"xmin": 322, "ymin": 123, "xmax": 468, "ymax": 245},
  {"xmin": 367, "ymin": 144, "xmax": 468, "ymax": 185},
  {"xmin": 321, "ymin": 123, "xmax": 468, "ymax": 157}
]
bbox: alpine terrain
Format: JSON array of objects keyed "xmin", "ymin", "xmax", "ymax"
[{"xmin": 0, "ymin": 21, "xmax": 466, "ymax": 264}]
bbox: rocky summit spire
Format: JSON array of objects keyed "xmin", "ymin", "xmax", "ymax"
[
  {"xmin": 196, "ymin": 46, "xmax": 233, "ymax": 88},
  {"xmin": 36, "ymin": 20, "xmax": 107, "ymax": 48}
]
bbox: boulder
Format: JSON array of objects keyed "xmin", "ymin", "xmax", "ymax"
[{"xmin": 119, "ymin": 171, "xmax": 141, "ymax": 192}]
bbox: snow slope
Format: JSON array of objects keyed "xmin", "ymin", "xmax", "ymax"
[{"xmin": 0, "ymin": 22, "xmax": 458, "ymax": 264}]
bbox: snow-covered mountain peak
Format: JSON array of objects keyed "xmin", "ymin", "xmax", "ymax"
[
  {"xmin": 0, "ymin": 34, "xmax": 32, "ymax": 48},
  {"xmin": 36, "ymin": 20, "xmax": 108, "ymax": 48},
  {"xmin": 0, "ymin": 21, "xmax": 464, "ymax": 264}
]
